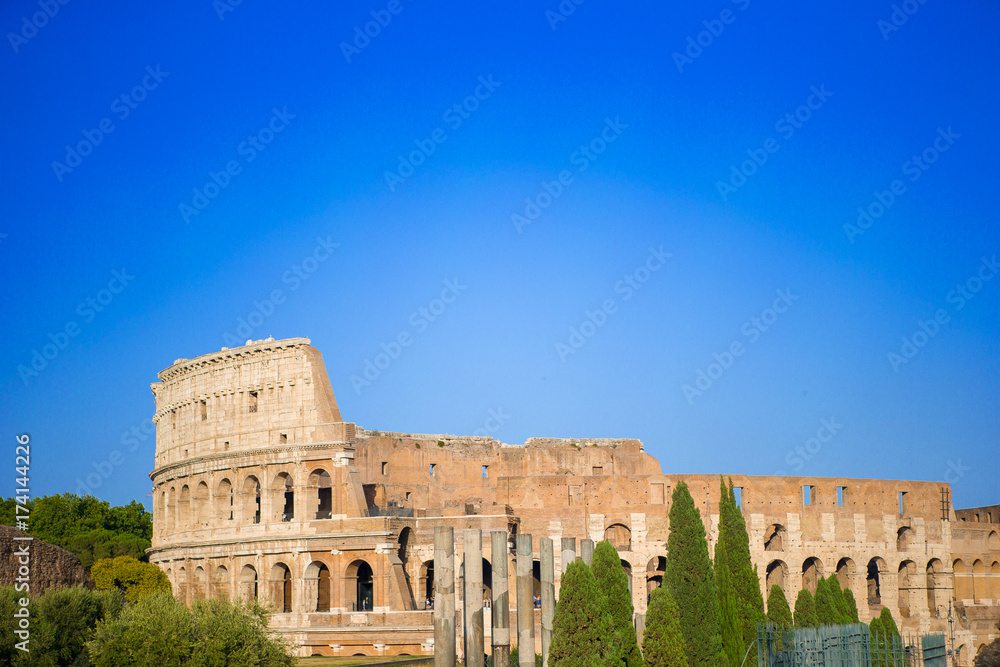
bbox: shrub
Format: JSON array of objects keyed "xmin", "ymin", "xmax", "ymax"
[{"xmin": 92, "ymin": 556, "xmax": 171, "ymax": 602}]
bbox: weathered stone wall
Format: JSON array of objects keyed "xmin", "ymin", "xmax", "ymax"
[{"xmin": 0, "ymin": 525, "xmax": 90, "ymax": 594}]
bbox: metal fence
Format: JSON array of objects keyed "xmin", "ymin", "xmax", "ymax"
[{"xmin": 756, "ymin": 623, "xmax": 947, "ymax": 667}]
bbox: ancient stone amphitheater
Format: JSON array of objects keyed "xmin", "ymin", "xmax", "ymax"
[{"xmin": 148, "ymin": 337, "xmax": 999, "ymax": 659}]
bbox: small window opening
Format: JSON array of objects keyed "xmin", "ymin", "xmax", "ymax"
[
  {"xmin": 405, "ymin": 491, "xmax": 411, "ymax": 501},
  {"xmin": 248, "ymin": 390, "xmax": 258, "ymax": 413},
  {"xmin": 837, "ymin": 486, "xmax": 846, "ymax": 506},
  {"xmin": 430, "ymin": 463, "xmax": 436, "ymax": 477},
  {"xmin": 279, "ymin": 433, "xmax": 287, "ymax": 444},
  {"xmin": 200, "ymin": 400, "xmax": 207, "ymax": 421},
  {"xmin": 733, "ymin": 487, "xmax": 743, "ymax": 509},
  {"xmin": 899, "ymin": 491, "xmax": 907, "ymax": 516},
  {"xmin": 482, "ymin": 465, "xmax": 489, "ymax": 478},
  {"xmin": 381, "ymin": 462, "xmax": 388, "ymax": 476},
  {"xmin": 224, "ymin": 441, "xmax": 230, "ymax": 450},
  {"xmin": 803, "ymin": 485, "xmax": 812, "ymax": 505},
  {"xmin": 592, "ymin": 466, "xmax": 603, "ymax": 476}
]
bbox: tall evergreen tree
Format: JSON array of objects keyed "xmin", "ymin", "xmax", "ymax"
[
  {"xmin": 665, "ymin": 481, "xmax": 726, "ymax": 667},
  {"xmin": 878, "ymin": 608, "xmax": 900, "ymax": 639},
  {"xmin": 642, "ymin": 587, "xmax": 689, "ymax": 667},
  {"xmin": 765, "ymin": 585, "xmax": 792, "ymax": 627},
  {"xmin": 717, "ymin": 478, "xmax": 765, "ymax": 648},
  {"xmin": 793, "ymin": 589, "xmax": 817, "ymax": 628},
  {"xmin": 826, "ymin": 575, "xmax": 851, "ymax": 624},
  {"xmin": 813, "ymin": 576, "xmax": 837, "ymax": 625},
  {"xmin": 842, "ymin": 589, "xmax": 860, "ymax": 623},
  {"xmin": 714, "ymin": 480, "xmax": 744, "ymax": 667},
  {"xmin": 592, "ymin": 541, "xmax": 642, "ymax": 667},
  {"xmin": 549, "ymin": 560, "xmax": 607, "ymax": 667},
  {"xmin": 869, "ymin": 615, "xmax": 885, "ymax": 667}
]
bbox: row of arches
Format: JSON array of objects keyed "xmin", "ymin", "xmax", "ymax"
[
  {"xmin": 953, "ymin": 558, "xmax": 1000, "ymax": 602},
  {"xmin": 761, "ymin": 523, "xmax": 968, "ymax": 553}
]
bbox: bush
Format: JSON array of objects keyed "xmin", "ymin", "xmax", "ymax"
[{"xmin": 92, "ymin": 556, "xmax": 171, "ymax": 602}]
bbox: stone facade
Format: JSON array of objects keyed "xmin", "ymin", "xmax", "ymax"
[
  {"xmin": 148, "ymin": 337, "xmax": 1000, "ymax": 660},
  {"xmin": 0, "ymin": 525, "xmax": 90, "ymax": 593}
]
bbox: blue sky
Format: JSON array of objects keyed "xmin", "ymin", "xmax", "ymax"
[{"xmin": 1, "ymin": 1, "xmax": 997, "ymax": 510}]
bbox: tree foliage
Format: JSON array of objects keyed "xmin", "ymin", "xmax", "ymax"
[
  {"xmin": 665, "ymin": 481, "xmax": 725, "ymax": 667},
  {"xmin": 92, "ymin": 556, "xmax": 171, "ymax": 602},
  {"xmin": 793, "ymin": 589, "xmax": 816, "ymax": 628},
  {"xmin": 825, "ymin": 575, "xmax": 852, "ymax": 624},
  {"xmin": 765, "ymin": 585, "xmax": 792, "ymax": 627},
  {"xmin": 716, "ymin": 478, "xmax": 765, "ymax": 648},
  {"xmin": 714, "ymin": 479, "xmax": 745, "ymax": 667},
  {"xmin": 548, "ymin": 560, "xmax": 607, "ymax": 667},
  {"xmin": 643, "ymin": 587, "xmax": 689, "ymax": 667},
  {"xmin": 813, "ymin": 576, "xmax": 838, "ymax": 626},
  {"xmin": 592, "ymin": 541, "xmax": 642, "ymax": 667},
  {"xmin": 842, "ymin": 589, "xmax": 860, "ymax": 623}
]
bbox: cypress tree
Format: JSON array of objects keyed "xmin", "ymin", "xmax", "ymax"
[
  {"xmin": 549, "ymin": 560, "xmax": 606, "ymax": 667},
  {"xmin": 869, "ymin": 615, "xmax": 885, "ymax": 667},
  {"xmin": 826, "ymin": 575, "xmax": 851, "ymax": 624},
  {"xmin": 878, "ymin": 608, "xmax": 900, "ymax": 639},
  {"xmin": 642, "ymin": 587, "xmax": 689, "ymax": 667},
  {"xmin": 813, "ymin": 576, "xmax": 837, "ymax": 625},
  {"xmin": 714, "ymin": 480, "xmax": 744, "ymax": 667},
  {"xmin": 765, "ymin": 585, "xmax": 792, "ymax": 627},
  {"xmin": 665, "ymin": 481, "xmax": 726, "ymax": 667},
  {"xmin": 793, "ymin": 589, "xmax": 816, "ymax": 628},
  {"xmin": 843, "ymin": 589, "xmax": 860, "ymax": 623},
  {"xmin": 718, "ymin": 478, "xmax": 765, "ymax": 648},
  {"xmin": 592, "ymin": 541, "xmax": 642, "ymax": 667}
]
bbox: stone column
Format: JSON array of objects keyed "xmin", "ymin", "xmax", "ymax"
[
  {"xmin": 516, "ymin": 534, "xmax": 534, "ymax": 667},
  {"xmin": 560, "ymin": 537, "xmax": 576, "ymax": 574},
  {"xmin": 491, "ymin": 531, "xmax": 511, "ymax": 667},
  {"xmin": 540, "ymin": 538, "xmax": 555, "ymax": 667},
  {"xmin": 435, "ymin": 527, "xmax": 456, "ymax": 667},
  {"xmin": 465, "ymin": 530, "xmax": 484, "ymax": 667},
  {"xmin": 581, "ymin": 539, "xmax": 594, "ymax": 565}
]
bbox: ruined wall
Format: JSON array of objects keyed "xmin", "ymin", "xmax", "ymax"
[{"xmin": 0, "ymin": 526, "xmax": 90, "ymax": 593}]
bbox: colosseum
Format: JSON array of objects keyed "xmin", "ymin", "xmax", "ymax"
[{"xmin": 148, "ymin": 337, "xmax": 1000, "ymax": 660}]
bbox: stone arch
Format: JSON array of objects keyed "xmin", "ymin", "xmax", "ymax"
[
  {"xmin": 802, "ymin": 557, "xmax": 823, "ymax": 594},
  {"xmin": 481, "ymin": 557, "xmax": 493, "ymax": 605},
  {"xmin": 194, "ymin": 482, "xmax": 209, "ymax": 527},
  {"xmin": 213, "ymin": 565, "xmax": 230, "ymax": 599},
  {"xmin": 419, "ymin": 560, "xmax": 434, "ymax": 609},
  {"xmin": 177, "ymin": 565, "xmax": 188, "ymax": 604},
  {"xmin": 346, "ymin": 560, "xmax": 374, "ymax": 611},
  {"xmin": 954, "ymin": 559, "xmax": 972, "ymax": 600},
  {"xmin": 897, "ymin": 560, "xmax": 916, "ymax": 618},
  {"xmin": 271, "ymin": 472, "xmax": 294, "ymax": 522},
  {"xmin": 956, "ymin": 644, "xmax": 966, "ymax": 667},
  {"xmin": 604, "ymin": 523, "xmax": 631, "ymax": 550},
  {"xmin": 621, "ymin": 558, "xmax": 633, "ymax": 595},
  {"xmin": 766, "ymin": 560, "xmax": 787, "ymax": 593},
  {"xmin": 304, "ymin": 561, "xmax": 332, "ymax": 612},
  {"xmin": 242, "ymin": 475, "xmax": 261, "ymax": 524},
  {"xmin": 926, "ymin": 559, "xmax": 942, "ymax": 616},
  {"xmin": 217, "ymin": 478, "xmax": 233, "ymax": 521},
  {"xmin": 991, "ymin": 561, "xmax": 1000, "ymax": 600},
  {"xmin": 192, "ymin": 565, "xmax": 207, "ymax": 600},
  {"xmin": 836, "ymin": 557, "xmax": 855, "ymax": 590},
  {"xmin": 167, "ymin": 486, "xmax": 176, "ymax": 531},
  {"xmin": 239, "ymin": 564, "xmax": 258, "ymax": 601},
  {"xmin": 896, "ymin": 526, "xmax": 914, "ymax": 551},
  {"xmin": 398, "ymin": 527, "xmax": 414, "ymax": 604},
  {"xmin": 270, "ymin": 562, "xmax": 292, "ymax": 613},
  {"xmin": 646, "ymin": 556, "xmax": 665, "ymax": 595},
  {"xmin": 308, "ymin": 468, "xmax": 333, "ymax": 519},
  {"xmin": 867, "ymin": 557, "xmax": 886, "ymax": 605},
  {"xmin": 764, "ymin": 524, "xmax": 786, "ymax": 551},
  {"xmin": 989, "ymin": 531, "xmax": 999, "ymax": 551},
  {"xmin": 972, "ymin": 560, "xmax": 986, "ymax": 602},
  {"xmin": 178, "ymin": 485, "xmax": 191, "ymax": 529}
]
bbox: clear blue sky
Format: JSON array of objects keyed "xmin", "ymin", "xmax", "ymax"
[{"xmin": 1, "ymin": 1, "xmax": 997, "ymax": 511}]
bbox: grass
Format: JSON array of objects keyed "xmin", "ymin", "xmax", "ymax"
[{"xmin": 296, "ymin": 657, "xmax": 429, "ymax": 666}]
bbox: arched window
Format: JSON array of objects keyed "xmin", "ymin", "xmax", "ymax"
[
  {"xmin": 764, "ymin": 524, "xmax": 786, "ymax": 551},
  {"xmin": 766, "ymin": 560, "xmax": 787, "ymax": 593},
  {"xmin": 896, "ymin": 526, "xmax": 913, "ymax": 551},
  {"xmin": 926, "ymin": 559, "xmax": 942, "ymax": 617},
  {"xmin": 304, "ymin": 561, "xmax": 332, "ymax": 612},
  {"xmin": 217, "ymin": 479, "xmax": 233, "ymax": 521},
  {"xmin": 193, "ymin": 566, "xmax": 207, "ymax": 600},
  {"xmin": 309, "ymin": 469, "xmax": 333, "ymax": 519},
  {"xmin": 420, "ymin": 560, "xmax": 434, "ymax": 610},
  {"xmin": 991, "ymin": 561, "xmax": 1000, "ymax": 601},
  {"xmin": 972, "ymin": 560, "xmax": 986, "ymax": 602},
  {"xmin": 213, "ymin": 565, "xmax": 230, "ymax": 599},
  {"xmin": 178, "ymin": 485, "xmax": 191, "ymax": 529},
  {"xmin": 604, "ymin": 524, "xmax": 631, "ymax": 550},
  {"xmin": 646, "ymin": 557, "xmax": 665, "ymax": 595},
  {"xmin": 898, "ymin": 560, "xmax": 916, "ymax": 618},
  {"xmin": 177, "ymin": 566, "xmax": 188, "ymax": 604},
  {"xmin": 272, "ymin": 472, "xmax": 294, "ymax": 522},
  {"xmin": 242, "ymin": 476, "xmax": 261, "ymax": 524},
  {"xmin": 867, "ymin": 558, "xmax": 886, "ymax": 605},
  {"xmin": 988, "ymin": 531, "xmax": 999, "ymax": 551},
  {"xmin": 346, "ymin": 560, "xmax": 373, "ymax": 611},
  {"xmin": 194, "ymin": 482, "xmax": 209, "ymax": 527},
  {"xmin": 270, "ymin": 563, "xmax": 292, "ymax": 613},
  {"xmin": 836, "ymin": 558, "xmax": 855, "ymax": 590},
  {"xmin": 802, "ymin": 557, "xmax": 823, "ymax": 594},
  {"xmin": 954, "ymin": 559, "xmax": 971, "ymax": 600},
  {"xmin": 239, "ymin": 564, "xmax": 258, "ymax": 601}
]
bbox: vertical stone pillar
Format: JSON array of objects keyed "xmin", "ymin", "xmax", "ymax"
[
  {"xmin": 464, "ymin": 530, "xmax": 484, "ymax": 667},
  {"xmin": 435, "ymin": 527, "xmax": 456, "ymax": 667},
  {"xmin": 560, "ymin": 537, "xmax": 576, "ymax": 574},
  {"xmin": 581, "ymin": 539, "xmax": 594, "ymax": 566},
  {"xmin": 540, "ymin": 538, "xmax": 555, "ymax": 667},
  {"xmin": 516, "ymin": 534, "xmax": 535, "ymax": 667},
  {"xmin": 491, "ymin": 531, "xmax": 510, "ymax": 667}
]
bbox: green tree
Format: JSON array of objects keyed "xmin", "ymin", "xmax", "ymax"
[
  {"xmin": 713, "ymin": 538, "xmax": 742, "ymax": 666},
  {"xmin": 665, "ymin": 481, "xmax": 725, "ymax": 667},
  {"xmin": 592, "ymin": 541, "xmax": 642, "ymax": 667},
  {"xmin": 765, "ymin": 585, "xmax": 792, "ymax": 627},
  {"xmin": 842, "ymin": 589, "xmax": 860, "ymax": 623},
  {"xmin": 643, "ymin": 587, "xmax": 689, "ymax": 667},
  {"xmin": 869, "ymin": 615, "xmax": 885, "ymax": 667},
  {"xmin": 0, "ymin": 587, "xmax": 36, "ymax": 666},
  {"xmin": 92, "ymin": 556, "xmax": 171, "ymax": 602},
  {"xmin": 813, "ymin": 576, "xmax": 838, "ymax": 625},
  {"xmin": 548, "ymin": 560, "xmax": 606, "ymax": 667},
  {"xmin": 717, "ymin": 478, "xmax": 765, "ymax": 649},
  {"xmin": 825, "ymin": 575, "xmax": 851, "ymax": 624},
  {"xmin": 877, "ymin": 608, "xmax": 900, "ymax": 639},
  {"xmin": 793, "ymin": 589, "xmax": 816, "ymax": 628}
]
